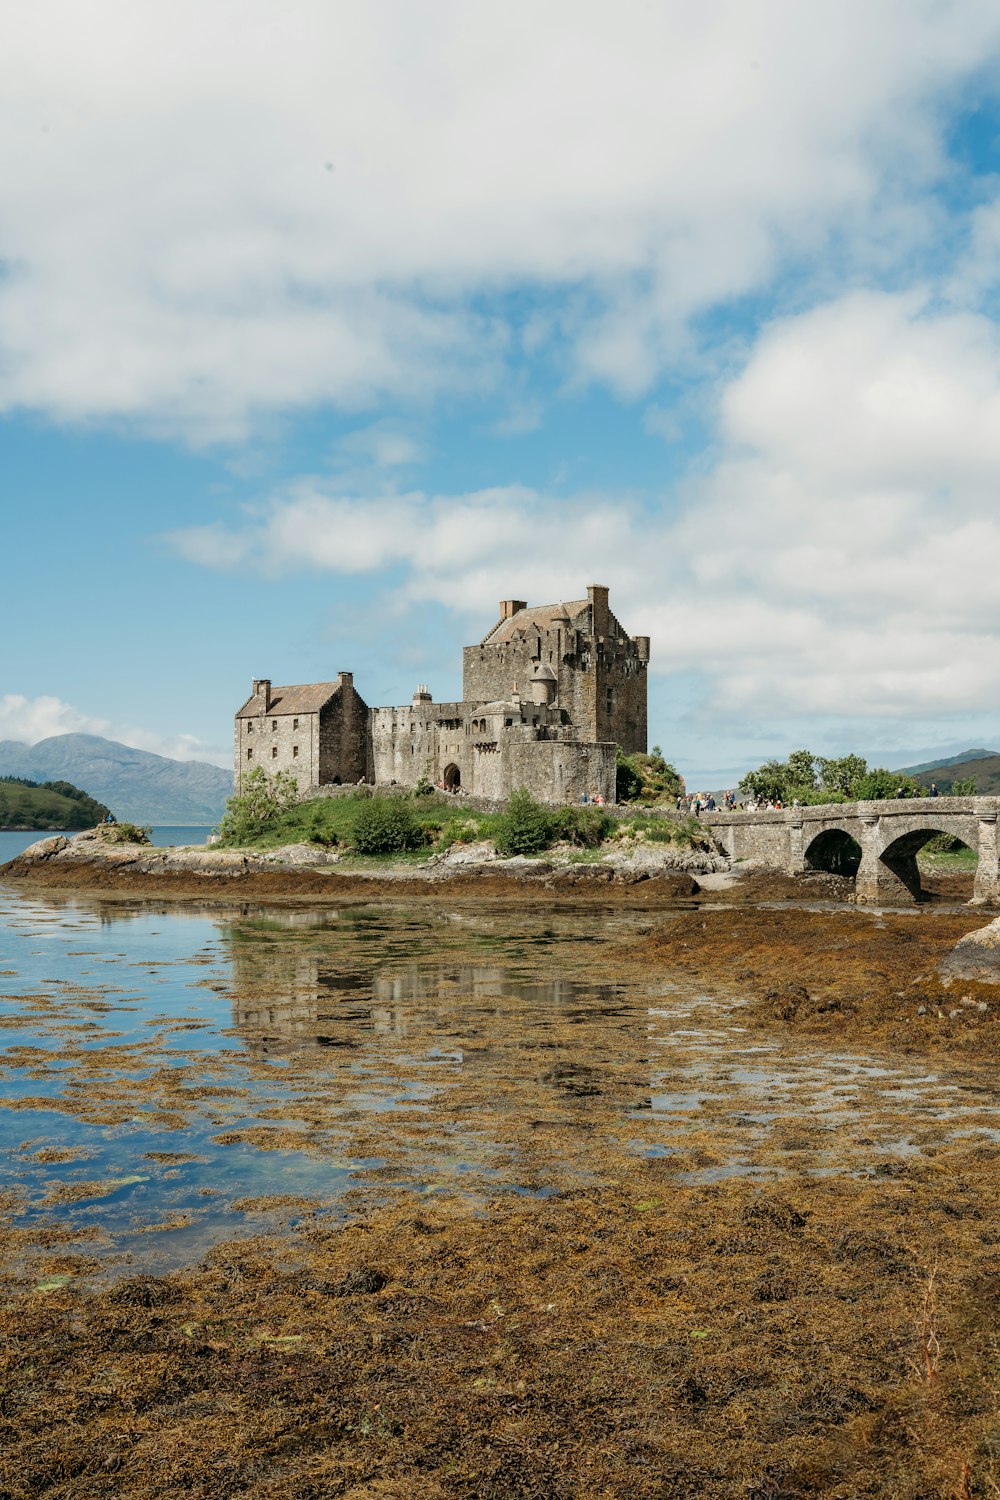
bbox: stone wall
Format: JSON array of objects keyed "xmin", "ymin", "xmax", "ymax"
[
  {"xmin": 236, "ymin": 703, "xmax": 321, "ymax": 795},
  {"xmin": 235, "ymin": 675, "xmax": 370, "ymax": 796},
  {"xmin": 318, "ymin": 676, "xmax": 369, "ymax": 787}
]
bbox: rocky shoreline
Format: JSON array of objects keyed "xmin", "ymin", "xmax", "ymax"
[{"xmin": 0, "ymin": 827, "xmax": 732, "ymax": 903}]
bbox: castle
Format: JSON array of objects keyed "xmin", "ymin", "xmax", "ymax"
[{"xmin": 234, "ymin": 585, "xmax": 649, "ymax": 805}]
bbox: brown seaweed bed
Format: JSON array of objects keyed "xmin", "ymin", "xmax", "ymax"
[{"xmin": 0, "ymin": 879, "xmax": 999, "ymax": 1497}]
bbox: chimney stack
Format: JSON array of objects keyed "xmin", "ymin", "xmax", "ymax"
[
  {"xmin": 587, "ymin": 584, "xmax": 609, "ymax": 635},
  {"xmin": 500, "ymin": 599, "xmax": 527, "ymax": 621},
  {"xmin": 253, "ymin": 678, "xmax": 272, "ymax": 711}
]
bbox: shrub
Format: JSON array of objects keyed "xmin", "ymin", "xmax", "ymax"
[
  {"xmin": 491, "ymin": 787, "xmax": 553, "ymax": 857},
  {"xmin": 615, "ymin": 750, "xmax": 643, "ymax": 802},
  {"xmin": 350, "ymin": 796, "xmax": 422, "ymax": 854},
  {"xmin": 218, "ymin": 767, "xmax": 300, "ymax": 845},
  {"xmin": 548, "ymin": 805, "xmax": 613, "ymax": 847},
  {"xmin": 434, "ymin": 816, "xmax": 482, "ymax": 850},
  {"xmin": 96, "ymin": 821, "xmax": 152, "ymax": 845}
]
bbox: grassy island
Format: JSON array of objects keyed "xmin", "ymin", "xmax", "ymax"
[{"xmin": 0, "ymin": 776, "xmax": 110, "ymax": 831}]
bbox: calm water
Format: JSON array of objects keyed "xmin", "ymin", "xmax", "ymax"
[
  {"xmin": 0, "ymin": 827, "xmax": 213, "ymax": 862},
  {"xmin": 0, "ymin": 884, "xmax": 997, "ymax": 1277}
]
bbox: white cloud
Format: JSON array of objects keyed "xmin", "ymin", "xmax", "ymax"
[
  {"xmin": 171, "ymin": 287, "xmax": 1000, "ymax": 743},
  {"xmin": 0, "ymin": 694, "xmax": 107, "ymax": 745},
  {"xmin": 1, "ymin": 1, "xmax": 998, "ymax": 438},
  {"xmin": 0, "ymin": 694, "xmax": 230, "ymax": 767}
]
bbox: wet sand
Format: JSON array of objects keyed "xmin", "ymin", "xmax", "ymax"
[{"xmin": 0, "ymin": 883, "xmax": 998, "ymax": 1498}]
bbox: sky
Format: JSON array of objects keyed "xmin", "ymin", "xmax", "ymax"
[{"xmin": 4, "ymin": 0, "xmax": 1000, "ymax": 787}]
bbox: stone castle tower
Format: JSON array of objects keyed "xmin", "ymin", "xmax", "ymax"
[{"xmin": 463, "ymin": 585, "xmax": 649, "ymax": 754}]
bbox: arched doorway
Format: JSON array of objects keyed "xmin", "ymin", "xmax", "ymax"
[{"xmin": 443, "ymin": 763, "xmax": 461, "ymax": 791}]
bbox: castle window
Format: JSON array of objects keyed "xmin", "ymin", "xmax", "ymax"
[
  {"xmin": 272, "ymin": 746, "xmax": 278, "ymax": 758},
  {"xmin": 247, "ymin": 748, "xmax": 253, "ymax": 760},
  {"xmin": 293, "ymin": 718, "xmax": 299, "ymax": 730},
  {"xmin": 247, "ymin": 722, "xmax": 253, "ymax": 733},
  {"xmin": 505, "ymin": 718, "xmax": 512, "ymax": 727},
  {"xmin": 606, "ymin": 688, "xmax": 614, "ymax": 713},
  {"xmin": 293, "ymin": 745, "xmax": 299, "ymax": 758},
  {"xmin": 272, "ymin": 719, "xmax": 278, "ymax": 731}
]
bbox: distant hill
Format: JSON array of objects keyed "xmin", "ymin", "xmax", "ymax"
[
  {"xmin": 896, "ymin": 748, "xmax": 998, "ymax": 777},
  {"xmin": 897, "ymin": 749, "xmax": 1000, "ymax": 795},
  {"xmin": 0, "ymin": 734, "xmax": 232, "ymax": 824},
  {"xmin": 0, "ymin": 777, "xmax": 110, "ymax": 831}
]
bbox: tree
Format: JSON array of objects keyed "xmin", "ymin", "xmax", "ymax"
[
  {"xmin": 853, "ymin": 767, "xmax": 921, "ymax": 800},
  {"xmin": 739, "ymin": 758, "xmax": 794, "ymax": 803},
  {"xmin": 218, "ymin": 766, "xmax": 299, "ymax": 844},
  {"xmin": 816, "ymin": 754, "xmax": 869, "ymax": 798},
  {"xmin": 951, "ymin": 776, "xmax": 977, "ymax": 796}
]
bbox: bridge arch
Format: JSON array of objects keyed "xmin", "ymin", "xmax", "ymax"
[
  {"xmin": 878, "ymin": 824, "xmax": 977, "ymax": 902},
  {"xmin": 803, "ymin": 827, "xmax": 861, "ymax": 877}
]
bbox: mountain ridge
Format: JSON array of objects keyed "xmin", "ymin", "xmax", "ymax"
[{"xmin": 0, "ymin": 734, "xmax": 232, "ymax": 824}]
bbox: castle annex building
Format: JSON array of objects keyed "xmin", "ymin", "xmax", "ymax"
[{"xmin": 235, "ymin": 585, "xmax": 649, "ymax": 805}]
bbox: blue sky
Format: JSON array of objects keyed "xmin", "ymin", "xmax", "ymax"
[{"xmin": 5, "ymin": 0, "xmax": 1000, "ymax": 786}]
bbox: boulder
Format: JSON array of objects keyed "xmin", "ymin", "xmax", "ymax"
[{"xmin": 940, "ymin": 917, "xmax": 1000, "ymax": 982}]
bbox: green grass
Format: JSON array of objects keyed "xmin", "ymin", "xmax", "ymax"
[
  {"xmin": 917, "ymin": 847, "xmax": 977, "ymax": 871},
  {"xmin": 226, "ymin": 791, "xmax": 497, "ymax": 854}
]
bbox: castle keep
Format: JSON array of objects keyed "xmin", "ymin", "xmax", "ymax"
[{"xmin": 235, "ymin": 585, "xmax": 649, "ymax": 805}]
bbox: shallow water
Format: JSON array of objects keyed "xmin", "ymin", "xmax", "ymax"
[{"xmin": 0, "ymin": 886, "xmax": 997, "ymax": 1274}]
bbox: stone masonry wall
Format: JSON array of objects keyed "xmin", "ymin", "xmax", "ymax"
[
  {"xmin": 318, "ymin": 677, "xmax": 369, "ymax": 786},
  {"xmin": 236, "ymin": 706, "xmax": 321, "ymax": 795}
]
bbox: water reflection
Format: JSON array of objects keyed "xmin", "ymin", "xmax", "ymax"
[{"xmin": 1, "ymin": 887, "xmax": 998, "ymax": 1275}]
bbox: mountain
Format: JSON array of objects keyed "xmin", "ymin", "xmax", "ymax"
[
  {"xmin": 0, "ymin": 734, "xmax": 232, "ymax": 824},
  {"xmin": 896, "ymin": 748, "xmax": 998, "ymax": 777},
  {"xmin": 896, "ymin": 749, "xmax": 1000, "ymax": 795}
]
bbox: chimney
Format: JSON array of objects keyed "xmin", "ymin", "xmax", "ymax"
[
  {"xmin": 338, "ymin": 671, "xmax": 353, "ymax": 688},
  {"xmin": 587, "ymin": 584, "xmax": 609, "ymax": 635},
  {"xmin": 500, "ymin": 599, "xmax": 527, "ymax": 621},
  {"xmin": 635, "ymin": 636, "xmax": 650, "ymax": 663},
  {"xmin": 253, "ymin": 678, "xmax": 272, "ymax": 711},
  {"xmin": 413, "ymin": 683, "xmax": 432, "ymax": 703}
]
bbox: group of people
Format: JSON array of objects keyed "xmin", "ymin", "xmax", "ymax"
[
  {"xmin": 677, "ymin": 791, "xmax": 738, "ymax": 816},
  {"xmin": 579, "ymin": 792, "xmax": 606, "ymax": 805}
]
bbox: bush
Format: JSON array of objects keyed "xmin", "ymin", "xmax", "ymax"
[
  {"xmin": 96, "ymin": 821, "xmax": 152, "ymax": 845},
  {"xmin": 218, "ymin": 767, "xmax": 300, "ymax": 845},
  {"xmin": 615, "ymin": 751, "xmax": 643, "ymax": 802},
  {"xmin": 626, "ymin": 814, "xmax": 707, "ymax": 849},
  {"xmin": 548, "ymin": 805, "xmax": 614, "ymax": 847},
  {"xmin": 491, "ymin": 787, "xmax": 553, "ymax": 857},
  {"xmin": 350, "ymin": 796, "xmax": 422, "ymax": 854},
  {"xmin": 616, "ymin": 749, "xmax": 684, "ymax": 803}
]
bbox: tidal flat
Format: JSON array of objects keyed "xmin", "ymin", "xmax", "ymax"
[{"xmin": 0, "ymin": 883, "xmax": 998, "ymax": 1498}]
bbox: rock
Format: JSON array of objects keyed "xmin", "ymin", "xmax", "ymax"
[
  {"xmin": 437, "ymin": 840, "xmax": 497, "ymax": 866},
  {"xmin": 16, "ymin": 834, "xmax": 69, "ymax": 863},
  {"xmin": 546, "ymin": 863, "xmax": 615, "ymax": 885},
  {"xmin": 940, "ymin": 916, "xmax": 1000, "ymax": 982},
  {"xmin": 261, "ymin": 843, "xmax": 338, "ymax": 866},
  {"xmin": 605, "ymin": 843, "xmax": 727, "ymax": 877}
]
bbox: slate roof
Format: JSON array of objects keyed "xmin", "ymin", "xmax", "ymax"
[
  {"xmin": 482, "ymin": 599, "xmax": 588, "ymax": 646},
  {"xmin": 236, "ymin": 682, "xmax": 343, "ymax": 718}
]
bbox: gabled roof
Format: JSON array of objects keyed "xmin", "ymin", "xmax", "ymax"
[
  {"xmin": 236, "ymin": 682, "xmax": 343, "ymax": 718},
  {"xmin": 483, "ymin": 599, "xmax": 588, "ymax": 646}
]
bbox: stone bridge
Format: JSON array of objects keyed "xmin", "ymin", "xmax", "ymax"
[{"xmin": 704, "ymin": 796, "xmax": 1000, "ymax": 904}]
